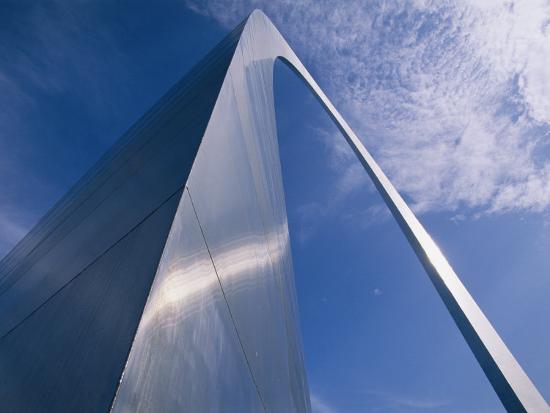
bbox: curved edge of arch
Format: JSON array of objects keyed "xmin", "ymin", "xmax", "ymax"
[{"xmin": 258, "ymin": 8, "xmax": 549, "ymax": 412}]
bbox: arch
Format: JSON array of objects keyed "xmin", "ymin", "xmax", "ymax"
[
  {"xmin": 113, "ymin": 10, "xmax": 548, "ymax": 412},
  {"xmin": 223, "ymin": 10, "xmax": 546, "ymax": 412},
  {"xmin": 0, "ymin": 8, "xmax": 546, "ymax": 413},
  {"xmin": 270, "ymin": 19, "xmax": 548, "ymax": 413}
]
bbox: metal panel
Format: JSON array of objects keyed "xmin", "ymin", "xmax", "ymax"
[
  {"xmin": 111, "ymin": 190, "xmax": 263, "ymax": 412},
  {"xmin": 182, "ymin": 16, "xmax": 314, "ymax": 413},
  {"xmin": 0, "ymin": 192, "xmax": 181, "ymax": 413},
  {"xmin": 184, "ymin": 55, "xmax": 309, "ymax": 412}
]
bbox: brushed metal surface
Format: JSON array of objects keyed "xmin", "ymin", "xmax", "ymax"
[
  {"xmin": 111, "ymin": 190, "xmax": 264, "ymax": 412},
  {"xmin": 114, "ymin": 31, "xmax": 311, "ymax": 410}
]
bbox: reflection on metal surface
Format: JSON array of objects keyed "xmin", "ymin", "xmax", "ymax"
[
  {"xmin": 113, "ymin": 23, "xmax": 311, "ymax": 408},
  {"xmin": 111, "ymin": 190, "xmax": 264, "ymax": 412},
  {"xmin": 0, "ymin": 8, "xmax": 547, "ymax": 413},
  {"xmin": 0, "ymin": 192, "xmax": 183, "ymax": 412}
]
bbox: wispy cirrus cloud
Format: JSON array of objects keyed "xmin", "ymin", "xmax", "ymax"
[
  {"xmin": 292, "ymin": 126, "xmax": 389, "ymax": 246},
  {"xmin": 185, "ymin": 0, "xmax": 550, "ymax": 216},
  {"xmin": 309, "ymin": 387, "xmax": 451, "ymax": 412},
  {"xmin": 0, "ymin": 2, "xmax": 129, "ymax": 257},
  {"xmin": 310, "ymin": 392, "xmax": 337, "ymax": 413}
]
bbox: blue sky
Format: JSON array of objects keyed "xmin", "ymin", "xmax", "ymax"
[{"xmin": 1, "ymin": 1, "xmax": 549, "ymax": 412}]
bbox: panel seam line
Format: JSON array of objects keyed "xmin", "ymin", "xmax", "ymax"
[
  {"xmin": 0, "ymin": 187, "xmax": 184, "ymax": 341},
  {"xmin": 187, "ymin": 186, "xmax": 268, "ymax": 413}
]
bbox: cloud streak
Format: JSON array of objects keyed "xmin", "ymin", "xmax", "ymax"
[
  {"xmin": 185, "ymin": 0, "xmax": 550, "ymax": 216},
  {"xmin": 0, "ymin": 2, "xmax": 130, "ymax": 257},
  {"xmin": 310, "ymin": 392, "xmax": 337, "ymax": 413}
]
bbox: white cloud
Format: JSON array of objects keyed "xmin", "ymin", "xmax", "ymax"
[
  {"xmin": 185, "ymin": 0, "xmax": 550, "ymax": 217},
  {"xmin": 315, "ymin": 127, "xmax": 374, "ymax": 201},
  {"xmin": 467, "ymin": 0, "xmax": 550, "ymax": 124},
  {"xmin": 290, "ymin": 126, "xmax": 382, "ymax": 245},
  {"xmin": 389, "ymin": 396, "xmax": 450, "ymax": 410},
  {"xmin": 310, "ymin": 392, "xmax": 337, "ymax": 413},
  {"xmin": 365, "ymin": 388, "xmax": 452, "ymax": 411}
]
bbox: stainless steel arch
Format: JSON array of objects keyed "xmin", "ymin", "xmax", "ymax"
[
  {"xmin": 249, "ymin": 10, "xmax": 549, "ymax": 413},
  {"xmin": 0, "ymin": 8, "xmax": 547, "ymax": 413},
  {"xmin": 242, "ymin": 10, "xmax": 549, "ymax": 413},
  {"xmin": 109, "ymin": 9, "xmax": 549, "ymax": 412},
  {"xmin": 115, "ymin": 9, "xmax": 548, "ymax": 412}
]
